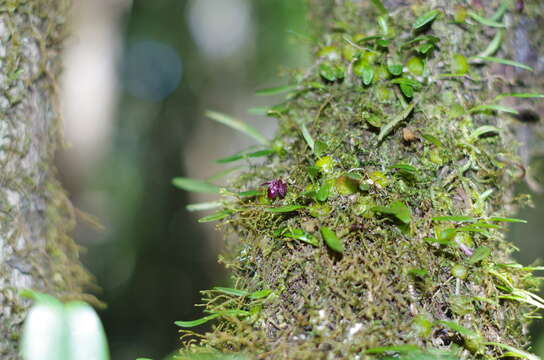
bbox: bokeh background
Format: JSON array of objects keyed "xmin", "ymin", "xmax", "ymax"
[{"xmin": 55, "ymin": 1, "xmax": 544, "ymax": 359}]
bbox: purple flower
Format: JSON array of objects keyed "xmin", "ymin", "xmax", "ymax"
[{"xmin": 263, "ymin": 179, "xmax": 288, "ymax": 199}]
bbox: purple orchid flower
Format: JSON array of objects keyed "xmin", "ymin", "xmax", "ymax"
[{"xmin": 262, "ymin": 179, "xmax": 288, "ymax": 199}]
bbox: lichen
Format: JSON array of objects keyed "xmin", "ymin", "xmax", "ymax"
[{"xmin": 179, "ymin": 1, "xmax": 544, "ymax": 359}]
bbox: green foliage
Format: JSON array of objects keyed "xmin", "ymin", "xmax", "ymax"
[{"xmin": 173, "ymin": 1, "xmax": 544, "ymax": 359}]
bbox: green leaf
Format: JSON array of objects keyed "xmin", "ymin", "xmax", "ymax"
[
  {"xmin": 387, "ymin": 64, "xmax": 403, "ymax": 76},
  {"xmin": 418, "ymin": 42, "xmax": 435, "ymax": 54},
  {"xmin": 320, "ymin": 227, "xmax": 344, "ymax": 253},
  {"xmin": 365, "ymin": 345, "xmax": 421, "ymax": 354},
  {"xmin": 432, "ymin": 215, "xmax": 475, "ymax": 223},
  {"xmin": 239, "ymin": 190, "xmax": 263, "ymax": 198},
  {"xmin": 264, "ymin": 205, "xmax": 305, "ymax": 213},
  {"xmin": 469, "ymin": 246, "xmax": 491, "ymax": 264},
  {"xmin": 422, "ymin": 134, "xmax": 442, "ymax": 147},
  {"xmin": 390, "ymin": 77, "xmax": 422, "ymax": 89},
  {"xmin": 489, "ymin": 217, "xmax": 527, "ymax": 223},
  {"xmin": 249, "ymin": 289, "xmax": 273, "ymax": 300},
  {"xmin": 314, "ymin": 140, "xmax": 328, "ymax": 157},
  {"xmin": 471, "ymin": 56, "xmax": 533, "ymax": 71},
  {"xmin": 372, "ymin": 201, "xmax": 411, "ymax": 224},
  {"xmin": 174, "ymin": 313, "xmax": 221, "ymax": 328},
  {"xmin": 175, "ymin": 310, "xmax": 250, "ymax": 328},
  {"xmin": 468, "ymin": 11, "xmax": 505, "ymax": 28},
  {"xmin": 206, "ymin": 110, "xmax": 269, "ymax": 145},
  {"xmin": 361, "ymin": 64, "xmax": 374, "ymax": 86},
  {"xmin": 370, "ymin": 0, "xmax": 387, "ymax": 15},
  {"xmin": 400, "ymin": 84, "xmax": 414, "ymax": 98},
  {"xmin": 172, "ymin": 177, "xmax": 221, "ymax": 194},
  {"xmin": 468, "ymin": 125, "xmax": 502, "ymax": 142},
  {"xmin": 316, "ymin": 180, "xmax": 333, "ymax": 202},
  {"xmin": 213, "ymin": 287, "xmax": 249, "ymax": 297},
  {"xmin": 21, "ymin": 294, "xmax": 110, "ymax": 360},
  {"xmin": 255, "ymin": 84, "xmax": 297, "ymax": 96},
  {"xmin": 319, "ymin": 63, "xmax": 338, "ymax": 81},
  {"xmin": 413, "ymin": 10, "xmax": 441, "ymax": 30},
  {"xmin": 301, "ymin": 123, "xmax": 314, "ymax": 152},
  {"xmin": 437, "ymin": 320, "xmax": 481, "ymax": 342},
  {"xmin": 284, "ymin": 228, "xmax": 320, "ymax": 246},
  {"xmin": 469, "ymin": 104, "xmax": 518, "ymax": 115},
  {"xmin": 496, "ymin": 93, "xmax": 544, "ymax": 99},
  {"xmin": 389, "ymin": 163, "xmax": 418, "ymax": 174},
  {"xmin": 216, "ymin": 149, "xmax": 274, "ymax": 164},
  {"xmin": 186, "ymin": 201, "xmax": 222, "ymax": 212},
  {"xmin": 198, "ymin": 211, "xmax": 232, "ymax": 223},
  {"xmin": 484, "ymin": 342, "xmax": 540, "ymax": 360}
]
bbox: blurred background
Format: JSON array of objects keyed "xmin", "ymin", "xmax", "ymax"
[{"xmin": 55, "ymin": 0, "xmax": 544, "ymax": 359}]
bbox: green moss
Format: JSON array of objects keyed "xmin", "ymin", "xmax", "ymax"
[{"xmin": 180, "ymin": 1, "xmax": 543, "ymax": 359}]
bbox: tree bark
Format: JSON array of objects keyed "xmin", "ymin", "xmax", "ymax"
[
  {"xmin": 182, "ymin": 0, "xmax": 544, "ymax": 359},
  {"xmin": 0, "ymin": 1, "xmax": 92, "ymax": 358}
]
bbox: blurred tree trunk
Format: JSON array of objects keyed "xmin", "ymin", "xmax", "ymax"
[{"xmin": 0, "ymin": 1, "xmax": 92, "ymax": 358}]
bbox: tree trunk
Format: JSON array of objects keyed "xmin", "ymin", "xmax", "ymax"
[
  {"xmin": 0, "ymin": 1, "xmax": 92, "ymax": 358},
  {"xmin": 182, "ymin": 0, "xmax": 544, "ymax": 359}
]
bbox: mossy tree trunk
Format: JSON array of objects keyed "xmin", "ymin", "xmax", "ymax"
[
  {"xmin": 0, "ymin": 1, "xmax": 92, "ymax": 358},
  {"xmin": 182, "ymin": 0, "xmax": 544, "ymax": 359}
]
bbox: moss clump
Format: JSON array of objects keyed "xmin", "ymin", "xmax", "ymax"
[{"xmin": 179, "ymin": 1, "xmax": 544, "ymax": 359}]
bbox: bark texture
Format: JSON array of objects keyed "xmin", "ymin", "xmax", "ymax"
[
  {"xmin": 0, "ymin": 1, "xmax": 92, "ymax": 358},
  {"xmin": 181, "ymin": 0, "xmax": 544, "ymax": 359}
]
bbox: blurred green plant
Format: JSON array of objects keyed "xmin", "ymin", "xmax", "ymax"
[{"xmin": 19, "ymin": 290, "xmax": 109, "ymax": 360}]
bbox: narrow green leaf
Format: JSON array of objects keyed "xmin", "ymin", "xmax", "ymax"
[
  {"xmin": 198, "ymin": 210, "xmax": 232, "ymax": 223},
  {"xmin": 365, "ymin": 345, "xmax": 421, "ymax": 354},
  {"xmin": 469, "ymin": 246, "xmax": 491, "ymax": 264},
  {"xmin": 320, "ymin": 227, "xmax": 344, "ymax": 253},
  {"xmin": 172, "ymin": 177, "xmax": 221, "ymax": 194},
  {"xmin": 213, "ymin": 287, "xmax": 249, "ymax": 297},
  {"xmin": 432, "ymin": 215, "xmax": 475, "ymax": 223},
  {"xmin": 468, "ymin": 125, "xmax": 502, "ymax": 142},
  {"xmin": 418, "ymin": 42, "xmax": 434, "ymax": 54},
  {"xmin": 468, "ymin": 11, "xmax": 505, "ymax": 28},
  {"xmin": 471, "ymin": 56, "xmax": 533, "ymax": 71},
  {"xmin": 175, "ymin": 310, "xmax": 250, "ymax": 328},
  {"xmin": 186, "ymin": 201, "xmax": 222, "ymax": 212},
  {"xmin": 175, "ymin": 313, "xmax": 221, "ymax": 328},
  {"xmin": 478, "ymin": 29, "xmax": 503, "ymax": 58},
  {"xmin": 250, "ymin": 289, "xmax": 273, "ymax": 300},
  {"xmin": 301, "ymin": 123, "xmax": 314, "ymax": 152},
  {"xmin": 413, "ymin": 10, "xmax": 441, "ymax": 30},
  {"xmin": 255, "ymin": 84, "xmax": 297, "ymax": 96},
  {"xmin": 469, "ymin": 104, "xmax": 518, "ymax": 115},
  {"xmin": 216, "ymin": 149, "xmax": 274, "ymax": 164},
  {"xmin": 206, "ymin": 110, "xmax": 269, "ymax": 145},
  {"xmin": 284, "ymin": 228, "xmax": 320, "ymax": 246},
  {"xmin": 489, "ymin": 217, "xmax": 527, "ymax": 223},
  {"xmin": 370, "ymin": 0, "xmax": 387, "ymax": 15},
  {"xmin": 378, "ymin": 101, "xmax": 417, "ymax": 142},
  {"xmin": 390, "ymin": 163, "xmax": 418, "ymax": 173},
  {"xmin": 422, "ymin": 134, "xmax": 442, "ymax": 147},
  {"xmin": 425, "ymin": 237, "xmax": 452, "ymax": 246},
  {"xmin": 239, "ymin": 190, "xmax": 263, "ymax": 198},
  {"xmin": 390, "ymin": 77, "xmax": 422, "ymax": 89},
  {"xmin": 496, "ymin": 93, "xmax": 544, "ymax": 99},
  {"xmin": 265, "ymin": 205, "xmax": 305, "ymax": 213},
  {"xmin": 484, "ymin": 342, "xmax": 540, "ymax": 360}
]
